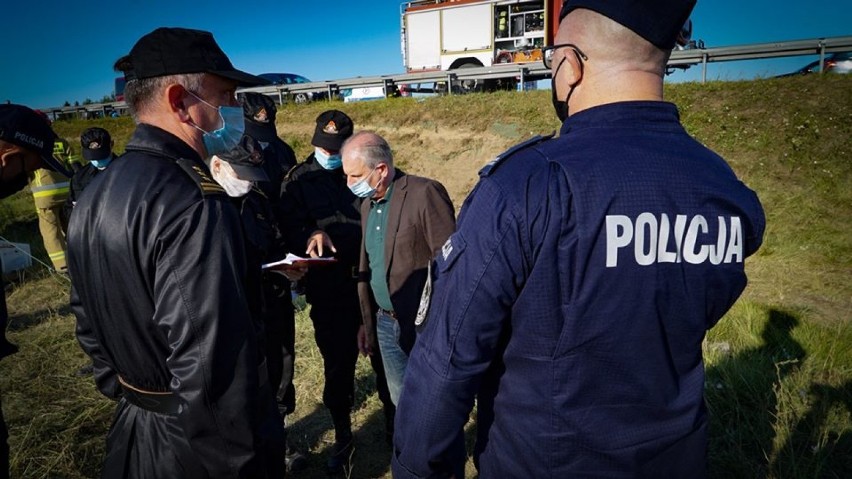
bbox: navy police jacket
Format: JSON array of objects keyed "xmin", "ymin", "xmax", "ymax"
[{"xmin": 392, "ymin": 101, "xmax": 765, "ymax": 478}]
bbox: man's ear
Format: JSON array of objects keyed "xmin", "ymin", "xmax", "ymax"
[
  {"xmin": 0, "ymin": 145, "xmax": 21, "ymax": 167},
  {"xmin": 166, "ymin": 84, "xmax": 191, "ymax": 122},
  {"xmin": 562, "ymin": 50, "xmax": 584, "ymax": 87}
]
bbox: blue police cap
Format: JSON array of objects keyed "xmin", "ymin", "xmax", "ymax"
[{"xmin": 560, "ymin": 0, "xmax": 696, "ymax": 50}]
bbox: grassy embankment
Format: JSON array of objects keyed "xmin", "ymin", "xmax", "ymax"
[{"xmin": 0, "ymin": 74, "xmax": 850, "ymax": 478}]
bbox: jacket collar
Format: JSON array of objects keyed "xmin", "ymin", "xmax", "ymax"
[
  {"xmin": 560, "ymin": 101, "xmax": 682, "ymax": 136},
  {"xmin": 125, "ymin": 123, "xmax": 203, "ymax": 163}
]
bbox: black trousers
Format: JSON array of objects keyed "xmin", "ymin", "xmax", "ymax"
[
  {"xmin": 263, "ymin": 281, "xmax": 297, "ymax": 419},
  {"xmin": 310, "ymin": 299, "xmax": 393, "ymax": 437}
]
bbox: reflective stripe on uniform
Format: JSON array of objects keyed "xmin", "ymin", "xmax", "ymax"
[{"xmin": 32, "ymin": 183, "xmax": 70, "ymax": 197}]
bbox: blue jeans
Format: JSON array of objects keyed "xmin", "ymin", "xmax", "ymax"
[{"xmin": 376, "ymin": 311, "xmax": 409, "ymax": 405}]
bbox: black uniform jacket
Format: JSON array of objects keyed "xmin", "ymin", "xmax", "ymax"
[
  {"xmin": 280, "ymin": 155, "xmax": 363, "ymax": 303},
  {"xmin": 62, "ymin": 162, "xmax": 101, "ymax": 228},
  {"xmin": 67, "ymin": 124, "xmax": 282, "ymax": 478},
  {"xmin": 245, "ymin": 121, "xmax": 296, "ymax": 203}
]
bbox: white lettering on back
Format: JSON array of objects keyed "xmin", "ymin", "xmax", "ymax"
[
  {"xmin": 605, "ymin": 213, "xmax": 744, "ymax": 267},
  {"xmin": 605, "ymin": 215, "xmax": 633, "ymax": 267}
]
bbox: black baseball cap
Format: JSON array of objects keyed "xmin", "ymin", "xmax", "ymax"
[
  {"xmin": 311, "ymin": 110, "xmax": 354, "ymax": 151},
  {"xmin": 560, "ymin": 0, "xmax": 696, "ymax": 50},
  {"xmin": 80, "ymin": 127, "xmax": 113, "ymax": 161},
  {"xmin": 216, "ymin": 135, "xmax": 269, "ymax": 181},
  {"xmin": 118, "ymin": 27, "xmax": 269, "ymax": 87},
  {"xmin": 0, "ymin": 104, "xmax": 70, "ymax": 176},
  {"xmin": 240, "ymin": 92, "xmax": 277, "ymax": 125}
]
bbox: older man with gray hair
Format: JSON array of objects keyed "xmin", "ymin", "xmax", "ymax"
[{"xmin": 342, "ymin": 131, "xmax": 455, "ymax": 413}]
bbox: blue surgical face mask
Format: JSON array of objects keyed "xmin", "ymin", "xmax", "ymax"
[
  {"xmin": 90, "ymin": 155, "xmax": 112, "ymax": 170},
  {"xmin": 348, "ymin": 168, "xmax": 377, "ymax": 198},
  {"xmin": 315, "ymin": 148, "xmax": 342, "ymax": 170},
  {"xmin": 187, "ymin": 91, "xmax": 245, "ymax": 156}
]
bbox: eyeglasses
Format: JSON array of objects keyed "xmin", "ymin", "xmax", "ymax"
[{"xmin": 541, "ymin": 44, "xmax": 589, "ymax": 69}]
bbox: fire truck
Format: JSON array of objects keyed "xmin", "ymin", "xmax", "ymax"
[
  {"xmin": 400, "ymin": 0, "xmax": 694, "ymax": 91},
  {"xmin": 401, "ymin": 0, "xmax": 560, "ymax": 73}
]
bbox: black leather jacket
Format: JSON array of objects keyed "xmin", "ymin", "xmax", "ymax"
[{"xmin": 67, "ymin": 124, "xmax": 282, "ymax": 478}]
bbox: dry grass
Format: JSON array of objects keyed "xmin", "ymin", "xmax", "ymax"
[{"xmin": 1, "ymin": 75, "xmax": 850, "ymax": 478}]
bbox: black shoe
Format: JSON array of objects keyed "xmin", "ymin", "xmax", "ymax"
[
  {"xmin": 326, "ymin": 438, "xmax": 354, "ymax": 474},
  {"xmin": 285, "ymin": 444, "xmax": 307, "ymax": 473}
]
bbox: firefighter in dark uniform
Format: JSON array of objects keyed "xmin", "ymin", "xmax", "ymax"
[
  {"xmin": 66, "ymin": 28, "xmax": 285, "ymax": 478},
  {"xmin": 0, "ymin": 104, "xmax": 70, "ymax": 479},
  {"xmin": 240, "ymin": 92, "xmax": 297, "ymax": 189},
  {"xmin": 209, "ymin": 134, "xmax": 308, "ymax": 473},
  {"xmin": 280, "ymin": 110, "xmax": 395, "ymax": 473},
  {"xmin": 393, "ymin": 1, "xmax": 766, "ymax": 478},
  {"xmin": 238, "ymin": 95, "xmax": 306, "ymax": 473},
  {"xmin": 62, "ymin": 127, "xmax": 115, "ymax": 229}
]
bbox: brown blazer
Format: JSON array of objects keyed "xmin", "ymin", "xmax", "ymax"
[{"xmin": 358, "ymin": 170, "xmax": 456, "ymax": 354}]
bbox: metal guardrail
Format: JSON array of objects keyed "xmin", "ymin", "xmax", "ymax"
[
  {"xmin": 43, "ymin": 35, "xmax": 852, "ymax": 118},
  {"xmin": 668, "ymin": 35, "xmax": 852, "ymax": 82}
]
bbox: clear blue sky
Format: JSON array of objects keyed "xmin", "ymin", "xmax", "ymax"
[{"xmin": 1, "ymin": 0, "xmax": 849, "ymax": 109}]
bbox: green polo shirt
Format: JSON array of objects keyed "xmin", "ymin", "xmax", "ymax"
[{"xmin": 365, "ymin": 182, "xmax": 395, "ymax": 312}]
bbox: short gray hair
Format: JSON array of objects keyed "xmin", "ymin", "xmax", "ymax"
[
  {"xmin": 342, "ymin": 131, "xmax": 394, "ymax": 170},
  {"xmin": 122, "ymin": 72, "xmax": 205, "ymax": 121}
]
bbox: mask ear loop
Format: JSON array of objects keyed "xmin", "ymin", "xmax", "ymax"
[
  {"xmin": 185, "ymin": 90, "xmax": 225, "ymax": 133},
  {"xmin": 561, "ymin": 48, "xmax": 586, "ymax": 111}
]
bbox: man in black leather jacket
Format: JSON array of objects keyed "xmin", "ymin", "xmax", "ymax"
[{"xmin": 66, "ymin": 28, "xmax": 284, "ymax": 479}]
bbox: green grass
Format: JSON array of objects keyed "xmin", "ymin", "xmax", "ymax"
[{"xmin": 2, "ymin": 75, "xmax": 851, "ymax": 478}]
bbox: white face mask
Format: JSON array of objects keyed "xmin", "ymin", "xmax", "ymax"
[{"xmin": 209, "ymin": 156, "xmax": 253, "ymax": 197}]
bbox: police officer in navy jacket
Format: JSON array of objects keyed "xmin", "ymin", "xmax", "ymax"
[
  {"xmin": 392, "ymin": 1, "xmax": 766, "ymax": 477},
  {"xmin": 0, "ymin": 104, "xmax": 70, "ymax": 479}
]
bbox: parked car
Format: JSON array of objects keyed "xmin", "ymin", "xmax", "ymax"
[
  {"xmin": 777, "ymin": 52, "xmax": 852, "ymax": 77},
  {"xmin": 257, "ymin": 73, "xmax": 328, "ymax": 103}
]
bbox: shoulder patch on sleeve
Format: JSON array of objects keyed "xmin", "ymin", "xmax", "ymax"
[
  {"xmin": 478, "ymin": 132, "xmax": 556, "ymax": 177},
  {"xmin": 175, "ymin": 158, "xmax": 226, "ymax": 196}
]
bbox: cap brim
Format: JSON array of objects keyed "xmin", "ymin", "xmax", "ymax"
[
  {"xmin": 245, "ymin": 122, "xmax": 278, "ymax": 143},
  {"xmin": 40, "ymin": 152, "xmax": 72, "ymax": 177},
  {"xmin": 230, "ymin": 163, "xmax": 269, "ymax": 181},
  {"xmin": 212, "ymin": 69, "xmax": 270, "ymax": 87},
  {"xmin": 312, "ymin": 133, "xmax": 344, "ymax": 152},
  {"xmin": 82, "ymin": 148, "xmax": 111, "ymax": 161}
]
